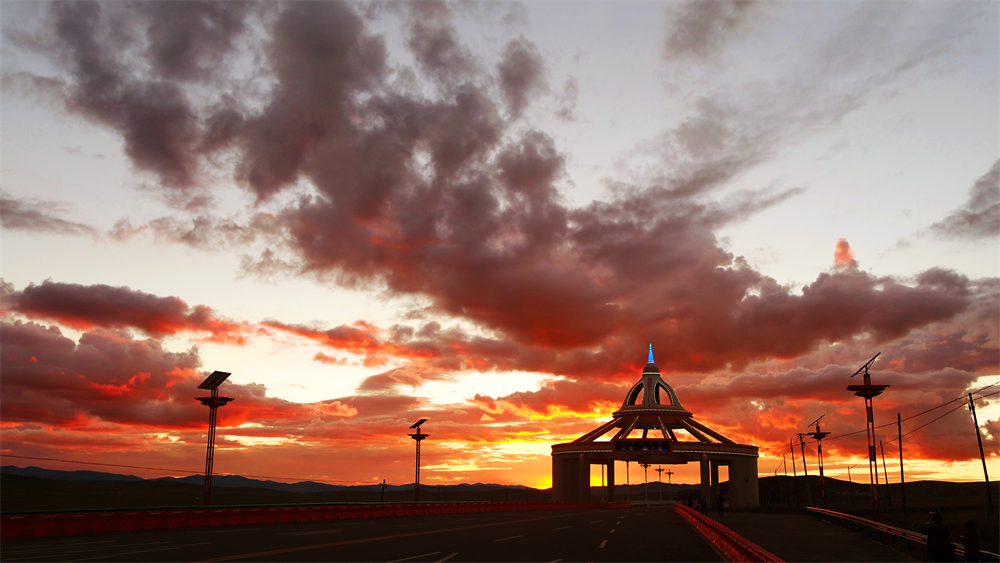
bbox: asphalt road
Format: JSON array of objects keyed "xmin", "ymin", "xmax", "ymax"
[{"xmin": 1, "ymin": 506, "xmax": 722, "ymax": 562}]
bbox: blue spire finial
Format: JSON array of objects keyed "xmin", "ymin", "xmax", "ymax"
[{"xmin": 648, "ymin": 343, "xmax": 654, "ymax": 363}]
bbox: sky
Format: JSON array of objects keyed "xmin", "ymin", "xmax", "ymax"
[{"xmin": 1, "ymin": 0, "xmax": 997, "ymax": 490}]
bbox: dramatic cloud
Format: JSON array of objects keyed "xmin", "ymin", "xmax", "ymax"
[
  {"xmin": 930, "ymin": 160, "xmax": 1000, "ymax": 240},
  {"xmin": 0, "ymin": 192, "xmax": 96, "ymax": 236},
  {"xmin": 4, "ymin": 281, "xmax": 249, "ymax": 343}
]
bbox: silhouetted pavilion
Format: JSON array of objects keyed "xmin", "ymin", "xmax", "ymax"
[{"xmin": 551, "ymin": 347, "xmax": 759, "ymax": 507}]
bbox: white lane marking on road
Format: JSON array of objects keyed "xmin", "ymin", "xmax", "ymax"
[
  {"xmin": 0, "ymin": 540, "xmax": 121, "ymax": 556},
  {"xmin": 436, "ymin": 553, "xmax": 458, "ymax": 562},
  {"xmin": 200, "ymin": 528, "xmax": 262, "ymax": 534},
  {"xmin": 278, "ymin": 530, "xmax": 344, "ymax": 536},
  {"xmin": 495, "ymin": 535, "xmax": 523, "ymax": 542},
  {"xmin": 8, "ymin": 541, "xmax": 171, "ymax": 559},
  {"xmin": 71, "ymin": 542, "xmax": 211, "ymax": 562},
  {"xmin": 553, "ymin": 526, "xmax": 571, "ymax": 530},
  {"xmin": 599, "ymin": 540, "xmax": 608, "ymax": 548},
  {"xmin": 610, "ymin": 529, "xmax": 616, "ymax": 534},
  {"xmin": 386, "ymin": 551, "xmax": 441, "ymax": 563}
]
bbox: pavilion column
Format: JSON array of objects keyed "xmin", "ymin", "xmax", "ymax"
[
  {"xmin": 710, "ymin": 461, "xmax": 721, "ymax": 502},
  {"xmin": 700, "ymin": 454, "xmax": 711, "ymax": 504},
  {"xmin": 607, "ymin": 461, "xmax": 616, "ymax": 502},
  {"xmin": 552, "ymin": 456, "xmax": 565, "ymax": 501},
  {"xmin": 578, "ymin": 453, "xmax": 589, "ymax": 502}
]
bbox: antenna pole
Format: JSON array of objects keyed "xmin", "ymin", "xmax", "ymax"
[
  {"xmin": 782, "ymin": 454, "xmax": 791, "ymax": 507},
  {"xmin": 798, "ymin": 434, "xmax": 812, "ymax": 505},
  {"xmin": 790, "ymin": 439, "xmax": 800, "ymax": 509}
]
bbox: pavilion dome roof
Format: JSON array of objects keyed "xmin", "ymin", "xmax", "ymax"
[{"xmin": 615, "ymin": 346, "xmax": 687, "ymax": 415}]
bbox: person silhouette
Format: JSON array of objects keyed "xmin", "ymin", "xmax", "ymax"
[
  {"xmin": 925, "ymin": 512, "xmax": 953, "ymax": 562},
  {"xmin": 961, "ymin": 520, "xmax": 980, "ymax": 562}
]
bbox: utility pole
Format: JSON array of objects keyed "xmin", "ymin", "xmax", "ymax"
[
  {"xmin": 898, "ymin": 413, "xmax": 907, "ymax": 513},
  {"xmin": 848, "ymin": 466, "xmax": 856, "ymax": 507},
  {"xmin": 782, "ymin": 454, "xmax": 791, "ymax": 507},
  {"xmin": 879, "ymin": 441, "xmax": 892, "ymax": 507},
  {"xmin": 790, "ymin": 439, "xmax": 800, "ymax": 509},
  {"xmin": 798, "ymin": 433, "xmax": 813, "ymax": 505},
  {"xmin": 969, "ymin": 393, "xmax": 996, "ymax": 512}
]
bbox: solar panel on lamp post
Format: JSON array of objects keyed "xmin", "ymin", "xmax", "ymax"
[
  {"xmin": 196, "ymin": 371, "xmax": 233, "ymax": 506},
  {"xmin": 409, "ymin": 419, "xmax": 428, "ymax": 502}
]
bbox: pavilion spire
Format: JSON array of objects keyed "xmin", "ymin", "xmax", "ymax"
[{"xmin": 648, "ymin": 343, "xmax": 654, "ymax": 364}]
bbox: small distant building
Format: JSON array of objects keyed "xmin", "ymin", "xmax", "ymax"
[{"xmin": 550, "ymin": 348, "xmax": 759, "ymax": 507}]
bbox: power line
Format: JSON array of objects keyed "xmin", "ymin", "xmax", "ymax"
[
  {"xmin": 823, "ymin": 383, "xmax": 998, "ymax": 443},
  {"xmin": 824, "ymin": 390, "xmax": 999, "ymax": 480},
  {"xmin": 2, "ymin": 454, "xmax": 363, "ymax": 484}
]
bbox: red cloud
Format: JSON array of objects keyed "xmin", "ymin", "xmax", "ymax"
[
  {"xmin": 5, "ymin": 281, "xmax": 249, "ymax": 344},
  {"xmin": 834, "ymin": 238, "xmax": 858, "ymax": 270}
]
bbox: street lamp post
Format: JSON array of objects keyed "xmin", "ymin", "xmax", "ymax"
[
  {"xmin": 847, "ymin": 353, "xmax": 890, "ymax": 521},
  {"xmin": 195, "ymin": 371, "xmax": 233, "ymax": 506},
  {"xmin": 409, "ymin": 419, "xmax": 428, "ymax": 502}
]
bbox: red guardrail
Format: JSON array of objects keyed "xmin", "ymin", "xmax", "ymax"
[
  {"xmin": 674, "ymin": 504, "xmax": 784, "ymax": 563},
  {"xmin": 1, "ymin": 500, "xmax": 629, "ymax": 539}
]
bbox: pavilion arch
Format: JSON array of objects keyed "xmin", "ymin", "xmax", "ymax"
[{"xmin": 550, "ymin": 349, "xmax": 759, "ymax": 507}]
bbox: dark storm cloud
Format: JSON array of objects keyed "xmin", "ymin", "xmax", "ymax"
[
  {"xmin": 929, "ymin": 160, "xmax": 1000, "ymax": 241},
  {"xmin": 0, "ymin": 192, "xmax": 96, "ymax": 236},
  {"xmin": 4, "ymin": 280, "xmax": 249, "ymax": 343}
]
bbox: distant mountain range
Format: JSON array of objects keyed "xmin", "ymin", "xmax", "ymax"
[{"xmin": 0, "ymin": 466, "xmax": 538, "ymax": 493}]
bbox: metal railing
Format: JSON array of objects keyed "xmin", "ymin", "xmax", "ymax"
[
  {"xmin": 807, "ymin": 507, "xmax": 999, "ymax": 562},
  {"xmin": 675, "ymin": 504, "xmax": 784, "ymax": 562}
]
